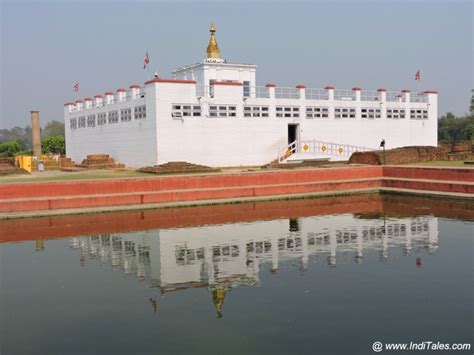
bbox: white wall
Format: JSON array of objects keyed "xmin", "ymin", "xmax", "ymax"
[
  {"xmin": 154, "ymin": 83, "xmax": 437, "ymax": 167},
  {"xmin": 65, "ymin": 90, "xmax": 158, "ymax": 167},
  {"xmin": 65, "ymin": 81, "xmax": 437, "ymax": 168},
  {"xmin": 173, "ymin": 61, "xmax": 257, "ymax": 87}
]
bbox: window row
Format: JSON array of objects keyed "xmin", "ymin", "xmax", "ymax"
[
  {"xmin": 162, "ymin": 104, "xmax": 431, "ymax": 121},
  {"xmin": 209, "ymin": 105, "xmax": 237, "ymax": 118},
  {"xmin": 70, "ymin": 106, "xmax": 146, "ymax": 129},
  {"xmin": 172, "ymin": 104, "xmax": 202, "ymax": 118},
  {"xmin": 276, "ymin": 106, "xmax": 299, "ymax": 118},
  {"xmin": 306, "ymin": 107, "xmax": 329, "ymax": 119},
  {"xmin": 361, "ymin": 108, "xmax": 381, "ymax": 119},
  {"xmin": 387, "ymin": 109, "xmax": 406, "ymax": 119},
  {"xmin": 244, "ymin": 105, "xmax": 269, "ymax": 117},
  {"xmin": 410, "ymin": 109, "xmax": 428, "ymax": 120},
  {"xmin": 335, "ymin": 107, "xmax": 356, "ymax": 119}
]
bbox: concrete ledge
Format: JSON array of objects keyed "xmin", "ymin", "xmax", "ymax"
[
  {"xmin": 0, "ymin": 188, "xmax": 380, "ymax": 220},
  {"xmin": 0, "ymin": 166, "xmax": 472, "ymax": 219}
]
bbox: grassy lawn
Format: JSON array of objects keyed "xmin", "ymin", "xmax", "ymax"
[
  {"xmin": 410, "ymin": 160, "xmax": 473, "ymax": 167},
  {"xmin": 0, "ymin": 169, "xmax": 150, "ymax": 184}
]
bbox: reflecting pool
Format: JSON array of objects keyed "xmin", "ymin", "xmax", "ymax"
[{"xmin": 1, "ymin": 195, "xmax": 473, "ymax": 355}]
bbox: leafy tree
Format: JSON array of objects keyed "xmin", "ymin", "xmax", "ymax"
[
  {"xmin": 0, "ymin": 140, "xmax": 26, "ymax": 157},
  {"xmin": 0, "ymin": 126, "xmax": 32, "ymax": 148},
  {"xmin": 42, "ymin": 120, "xmax": 65, "ymax": 138},
  {"xmin": 470, "ymin": 90, "xmax": 474, "ymax": 116},
  {"xmin": 438, "ymin": 112, "xmax": 472, "ymax": 144},
  {"xmin": 42, "ymin": 135, "xmax": 65, "ymax": 155}
]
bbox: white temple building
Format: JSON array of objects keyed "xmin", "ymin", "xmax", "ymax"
[
  {"xmin": 64, "ymin": 25, "xmax": 438, "ymax": 168},
  {"xmin": 72, "ymin": 214, "xmax": 439, "ymax": 317}
]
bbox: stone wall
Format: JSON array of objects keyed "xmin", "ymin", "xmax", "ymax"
[{"xmin": 349, "ymin": 146, "xmax": 449, "ymax": 165}]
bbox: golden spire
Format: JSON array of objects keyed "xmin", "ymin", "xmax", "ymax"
[
  {"xmin": 212, "ymin": 288, "xmax": 226, "ymax": 319},
  {"xmin": 206, "ymin": 23, "xmax": 221, "ymax": 59}
]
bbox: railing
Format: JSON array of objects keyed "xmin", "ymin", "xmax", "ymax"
[
  {"xmin": 278, "ymin": 139, "xmax": 376, "ymax": 163},
  {"xmin": 386, "ymin": 91, "xmax": 405, "ymax": 102},
  {"xmin": 305, "ymin": 88, "xmax": 329, "ymax": 100},
  {"xmin": 410, "ymin": 92, "xmax": 429, "ymax": 103},
  {"xmin": 69, "ymin": 90, "xmax": 145, "ymax": 112},
  {"xmin": 275, "ymin": 87, "xmax": 299, "ymax": 99},
  {"xmin": 360, "ymin": 91, "xmax": 381, "ymax": 102},
  {"xmin": 254, "ymin": 86, "xmax": 270, "ymax": 98},
  {"xmin": 334, "ymin": 89, "xmax": 356, "ymax": 101},
  {"xmin": 277, "ymin": 140, "xmax": 298, "ymax": 163}
]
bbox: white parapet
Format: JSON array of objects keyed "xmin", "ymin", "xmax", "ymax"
[{"xmin": 64, "ymin": 76, "xmax": 438, "ymax": 168}]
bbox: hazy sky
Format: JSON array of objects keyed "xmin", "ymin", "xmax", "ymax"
[{"xmin": 1, "ymin": 0, "xmax": 472, "ymax": 129}]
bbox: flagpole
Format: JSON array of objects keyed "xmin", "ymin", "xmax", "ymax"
[{"xmin": 418, "ymin": 69, "xmax": 421, "ymax": 95}]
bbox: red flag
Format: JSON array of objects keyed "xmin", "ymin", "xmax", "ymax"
[
  {"xmin": 73, "ymin": 82, "xmax": 79, "ymax": 92},
  {"xmin": 415, "ymin": 70, "xmax": 420, "ymax": 81},
  {"xmin": 143, "ymin": 51, "xmax": 149, "ymax": 69}
]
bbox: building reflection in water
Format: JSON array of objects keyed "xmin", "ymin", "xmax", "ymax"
[{"xmin": 70, "ymin": 214, "xmax": 439, "ymax": 318}]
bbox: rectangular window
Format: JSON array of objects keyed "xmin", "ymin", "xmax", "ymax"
[
  {"xmin": 243, "ymin": 81, "xmax": 250, "ymax": 97},
  {"xmin": 387, "ymin": 108, "xmax": 406, "ymax": 119},
  {"xmin": 108, "ymin": 111, "xmax": 118, "ymax": 124},
  {"xmin": 134, "ymin": 105, "xmax": 146, "ymax": 119},
  {"xmin": 70, "ymin": 118, "xmax": 77, "ymax": 129},
  {"xmin": 87, "ymin": 115, "xmax": 96, "ymax": 127},
  {"xmin": 334, "ymin": 107, "xmax": 356, "ymax": 119},
  {"xmin": 361, "ymin": 108, "xmax": 381, "ymax": 119},
  {"xmin": 120, "ymin": 108, "xmax": 132, "ymax": 122},
  {"xmin": 410, "ymin": 109, "xmax": 428, "ymax": 120},
  {"xmin": 243, "ymin": 105, "xmax": 269, "ymax": 117},
  {"xmin": 208, "ymin": 104, "xmax": 237, "ymax": 118},
  {"xmin": 97, "ymin": 113, "xmax": 107, "ymax": 125},
  {"xmin": 276, "ymin": 106, "xmax": 299, "ymax": 118},
  {"xmin": 171, "ymin": 104, "xmax": 201, "ymax": 119},
  {"xmin": 78, "ymin": 116, "xmax": 86, "ymax": 128}
]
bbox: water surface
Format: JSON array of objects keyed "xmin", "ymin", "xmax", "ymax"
[{"xmin": 1, "ymin": 195, "xmax": 473, "ymax": 355}]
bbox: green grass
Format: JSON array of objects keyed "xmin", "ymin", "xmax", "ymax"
[
  {"xmin": 410, "ymin": 160, "xmax": 473, "ymax": 167},
  {"xmin": 0, "ymin": 169, "xmax": 149, "ymax": 184}
]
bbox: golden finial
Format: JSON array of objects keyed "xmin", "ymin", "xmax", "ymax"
[
  {"xmin": 212, "ymin": 288, "xmax": 226, "ymax": 319},
  {"xmin": 207, "ymin": 23, "xmax": 220, "ymax": 59}
]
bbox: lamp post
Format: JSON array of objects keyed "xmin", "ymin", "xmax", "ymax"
[{"xmin": 380, "ymin": 139, "xmax": 386, "ymax": 165}]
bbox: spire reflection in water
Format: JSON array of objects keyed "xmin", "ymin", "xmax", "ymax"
[{"xmin": 69, "ymin": 214, "xmax": 439, "ymax": 318}]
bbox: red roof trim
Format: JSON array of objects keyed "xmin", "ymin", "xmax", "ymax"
[
  {"xmin": 117, "ymin": 88, "xmax": 126, "ymax": 92},
  {"xmin": 75, "ymin": 100, "xmax": 83, "ymax": 104},
  {"xmin": 401, "ymin": 89, "xmax": 411, "ymax": 93},
  {"xmin": 94, "ymin": 95, "xmax": 103, "ymax": 98},
  {"xmin": 265, "ymin": 83, "xmax": 276, "ymax": 88},
  {"xmin": 210, "ymin": 81, "xmax": 243, "ymax": 86},
  {"xmin": 352, "ymin": 87, "xmax": 362, "ymax": 91},
  {"xmin": 105, "ymin": 92, "xmax": 114, "ymax": 95},
  {"xmin": 84, "ymin": 97, "xmax": 93, "ymax": 101},
  {"xmin": 129, "ymin": 84, "xmax": 141, "ymax": 89},
  {"xmin": 296, "ymin": 84, "xmax": 306, "ymax": 89},
  {"xmin": 144, "ymin": 78, "xmax": 197, "ymax": 85},
  {"xmin": 325, "ymin": 86, "xmax": 335, "ymax": 90},
  {"xmin": 422, "ymin": 90, "xmax": 438, "ymax": 94},
  {"xmin": 377, "ymin": 88, "xmax": 387, "ymax": 92},
  {"xmin": 64, "ymin": 102, "xmax": 75, "ymax": 106}
]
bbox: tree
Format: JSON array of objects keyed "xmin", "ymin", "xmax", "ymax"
[
  {"xmin": 438, "ymin": 112, "xmax": 472, "ymax": 144},
  {"xmin": 42, "ymin": 120, "xmax": 65, "ymax": 138},
  {"xmin": 470, "ymin": 90, "xmax": 474, "ymax": 116},
  {"xmin": 42, "ymin": 135, "xmax": 65, "ymax": 155},
  {"xmin": 0, "ymin": 126, "xmax": 32, "ymax": 148},
  {"xmin": 0, "ymin": 140, "xmax": 26, "ymax": 157}
]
